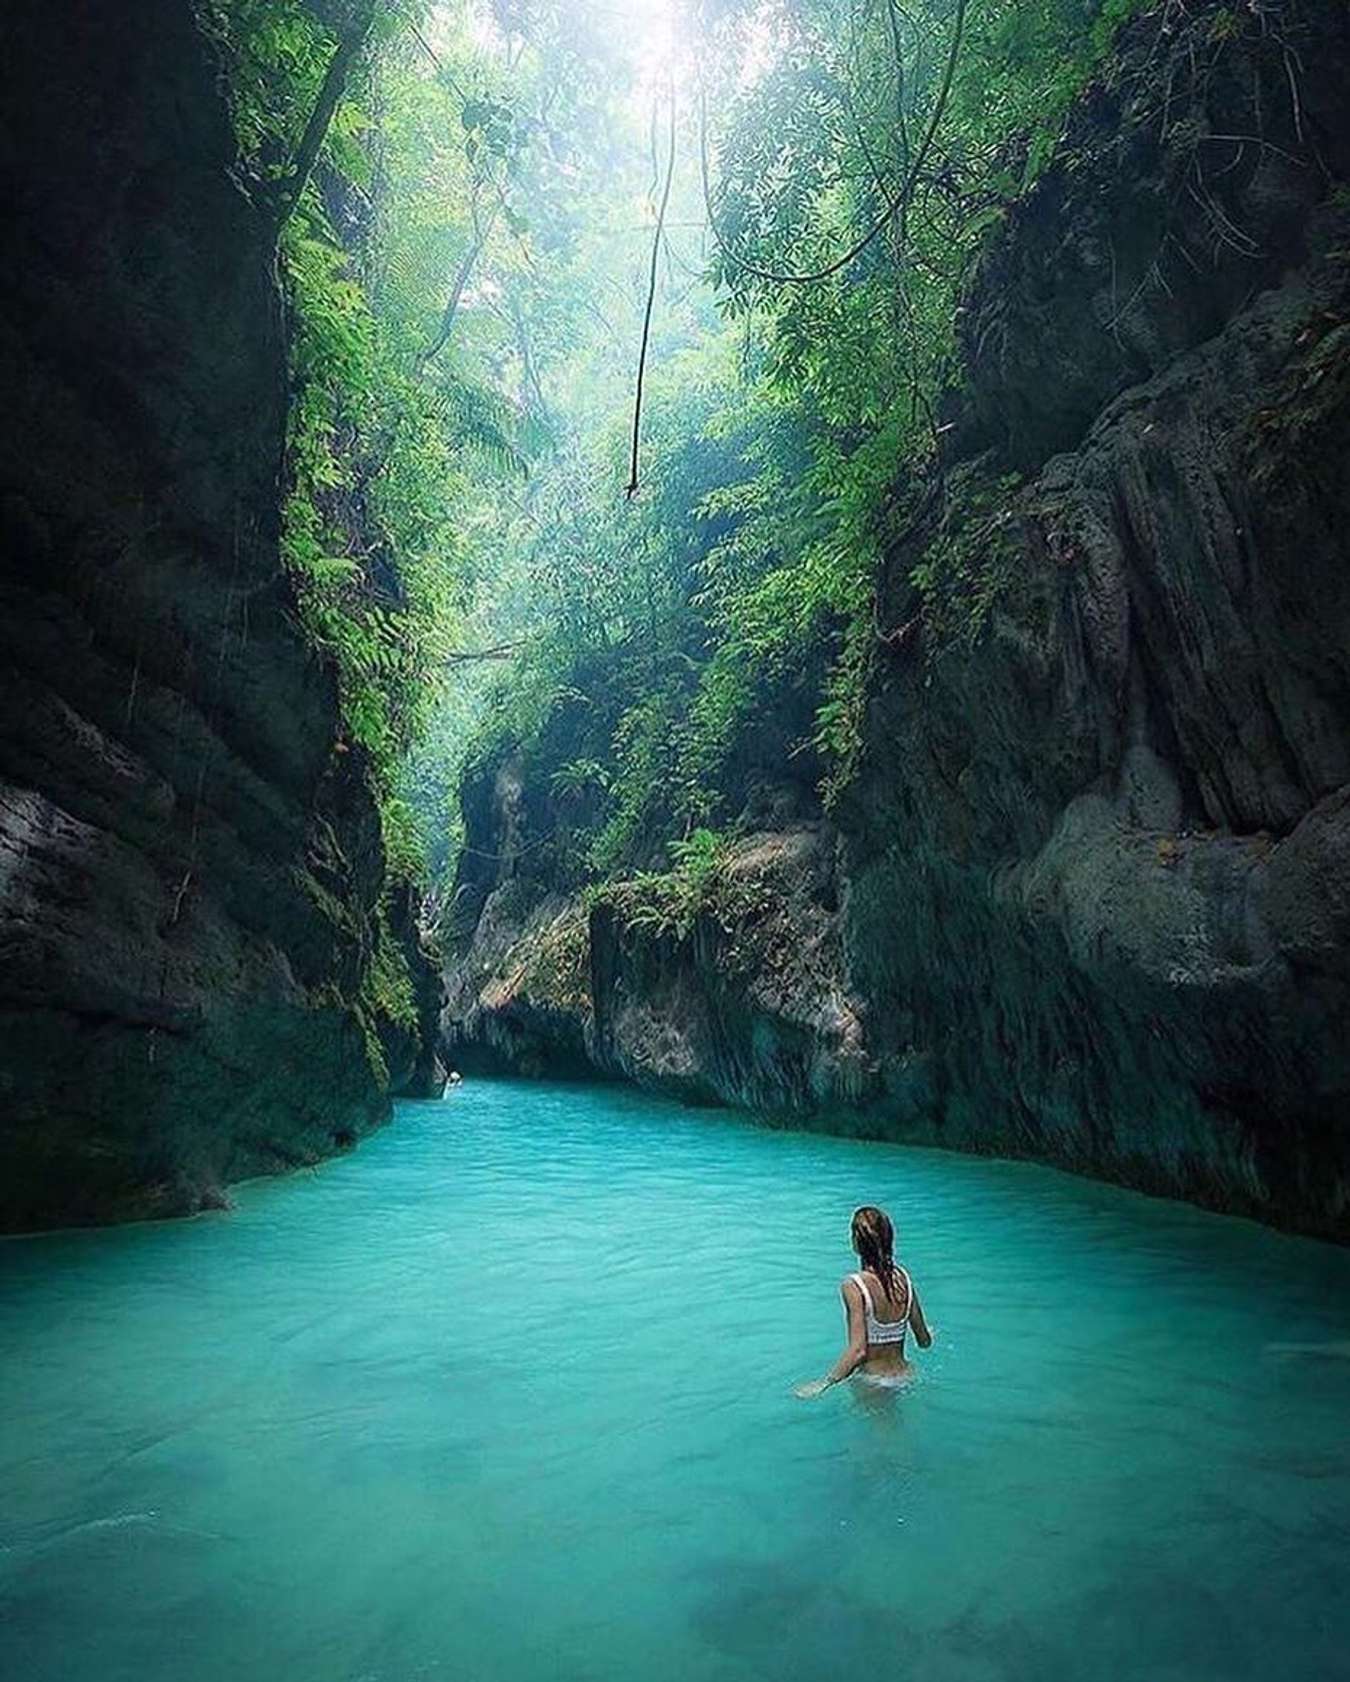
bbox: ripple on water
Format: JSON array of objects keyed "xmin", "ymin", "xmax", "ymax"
[{"xmin": 2, "ymin": 1078, "xmax": 1349, "ymax": 1682}]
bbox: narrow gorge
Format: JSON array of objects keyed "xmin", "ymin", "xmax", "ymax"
[
  {"xmin": 443, "ymin": 0, "xmax": 1350, "ymax": 1241},
  {"xmin": 4, "ymin": 7, "xmax": 1350, "ymax": 1679},
  {"xmin": 1, "ymin": 0, "xmax": 1346, "ymax": 1245}
]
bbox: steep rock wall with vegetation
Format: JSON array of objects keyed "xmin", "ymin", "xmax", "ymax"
[
  {"xmin": 444, "ymin": 0, "xmax": 1350, "ymax": 1240},
  {"xmin": 0, "ymin": 0, "xmax": 439, "ymax": 1232}
]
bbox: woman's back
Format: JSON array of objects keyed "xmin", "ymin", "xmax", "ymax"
[{"xmin": 847, "ymin": 1266, "xmax": 913, "ymax": 1375}]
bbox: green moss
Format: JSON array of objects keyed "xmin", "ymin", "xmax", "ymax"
[
  {"xmin": 296, "ymin": 854, "xmax": 419, "ymax": 1088},
  {"xmin": 516, "ymin": 907, "xmax": 592, "ymax": 1015},
  {"xmin": 292, "ymin": 865, "xmax": 360, "ymax": 938},
  {"xmin": 909, "ymin": 469, "xmax": 1027, "ymax": 653},
  {"xmin": 593, "ymin": 829, "xmax": 753, "ymax": 943},
  {"xmin": 1246, "ymin": 313, "xmax": 1350, "ymax": 488},
  {"xmin": 362, "ymin": 901, "xmax": 419, "ymax": 1032}
]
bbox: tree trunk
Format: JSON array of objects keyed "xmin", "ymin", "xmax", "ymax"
[{"xmin": 272, "ymin": 1, "xmax": 379, "ymax": 233}]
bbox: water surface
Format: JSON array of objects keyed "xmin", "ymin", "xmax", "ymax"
[{"xmin": 3, "ymin": 1080, "xmax": 1349, "ymax": 1681}]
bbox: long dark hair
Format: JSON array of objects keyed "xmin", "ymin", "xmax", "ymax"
[{"xmin": 851, "ymin": 1205, "xmax": 903, "ymax": 1302}]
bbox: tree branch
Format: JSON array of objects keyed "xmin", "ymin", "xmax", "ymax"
[
  {"xmin": 421, "ymin": 194, "xmax": 498, "ymax": 367},
  {"xmin": 444, "ymin": 639, "xmax": 533, "ymax": 663},
  {"xmin": 697, "ymin": 0, "xmax": 968, "ymax": 287}
]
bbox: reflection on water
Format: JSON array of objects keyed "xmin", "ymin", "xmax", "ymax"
[{"xmin": 2, "ymin": 1078, "xmax": 1349, "ymax": 1682}]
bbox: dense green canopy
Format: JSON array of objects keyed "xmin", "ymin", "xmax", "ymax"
[{"xmin": 207, "ymin": 0, "xmax": 1139, "ymax": 895}]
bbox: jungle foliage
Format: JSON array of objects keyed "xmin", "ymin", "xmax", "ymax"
[
  {"xmin": 205, "ymin": 0, "xmax": 1146, "ymax": 903},
  {"xmin": 449, "ymin": 0, "xmax": 1144, "ymax": 883}
]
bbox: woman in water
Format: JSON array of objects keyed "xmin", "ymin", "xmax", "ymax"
[{"xmin": 794, "ymin": 1205, "xmax": 932, "ymax": 1398}]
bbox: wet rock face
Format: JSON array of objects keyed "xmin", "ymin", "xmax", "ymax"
[
  {"xmin": 444, "ymin": 0, "xmax": 1350, "ymax": 1240},
  {"xmin": 951, "ymin": 0, "xmax": 1350, "ymax": 472},
  {"xmin": 840, "ymin": 0, "xmax": 1350, "ymax": 1237},
  {"xmin": 0, "ymin": 0, "xmax": 433, "ymax": 1230}
]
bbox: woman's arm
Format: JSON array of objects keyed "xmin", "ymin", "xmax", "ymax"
[
  {"xmin": 908, "ymin": 1283, "xmax": 933, "ymax": 1349},
  {"xmin": 793, "ymin": 1280, "xmax": 868, "ymax": 1399}
]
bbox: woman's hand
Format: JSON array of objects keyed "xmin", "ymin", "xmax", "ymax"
[{"xmin": 793, "ymin": 1378, "xmax": 830, "ymax": 1400}]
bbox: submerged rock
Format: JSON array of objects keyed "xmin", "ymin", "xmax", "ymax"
[{"xmin": 444, "ymin": 0, "xmax": 1350, "ymax": 1241}]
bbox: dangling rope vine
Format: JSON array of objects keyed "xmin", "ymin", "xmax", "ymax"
[{"xmin": 626, "ymin": 79, "xmax": 678, "ymax": 497}]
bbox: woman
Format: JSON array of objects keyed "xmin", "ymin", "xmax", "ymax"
[{"xmin": 794, "ymin": 1205, "xmax": 932, "ymax": 1398}]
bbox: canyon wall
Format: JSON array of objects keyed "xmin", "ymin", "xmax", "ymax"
[{"xmin": 0, "ymin": 0, "xmax": 439, "ymax": 1231}]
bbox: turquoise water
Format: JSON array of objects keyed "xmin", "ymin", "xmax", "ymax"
[{"xmin": 3, "ymin": 1081, "xmax": 1350, "ymax": 1682}]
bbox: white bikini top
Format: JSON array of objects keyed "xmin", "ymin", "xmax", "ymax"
[{"xmin": 848, "ymin": 1268, "xmax": 911, "ymax": 1346}]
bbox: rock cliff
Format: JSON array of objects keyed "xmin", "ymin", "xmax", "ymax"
[
  {"xmin": 0, "ymin": 0, "xmax": 439, "ymax": 1231},
  {"xmin": 444, "ymin": 0, "xmax": 1350, "ymax": 1240}
]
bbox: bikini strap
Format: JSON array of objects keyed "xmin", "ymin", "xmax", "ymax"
[
  {"xmin": 848, "ymin": 1272, "xmax": 873, "ymax": 1322},
  {"xmin": 894, "ymin": 1266, "xmax": 912, "ymax": 1317}
]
